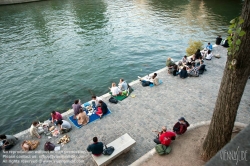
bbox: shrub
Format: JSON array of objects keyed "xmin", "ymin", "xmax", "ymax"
[{"xmin": 186, "ymin": 40, "xmax": 203, "ymax": 56}]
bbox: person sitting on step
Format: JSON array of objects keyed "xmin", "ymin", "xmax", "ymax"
[
  {"xmin": 118, "ymin": 78, "xmax": 128, "ymax": 91},
  {"xmin": 179, "ymin": 66, "xmax": 188, "ymax": 79},
  {"xmin": 138, "ymin": 73, "xmax": 159, "ymax": 86},
  {"xmin": 153, "ymin": 126, "xmax": 176, "ymax": 146},
  {"xmin": 166, "ymin": 57, "xmax": 176, "ymax": 73},
  {"xmin": 72, "ymin": 99, "xmax": 82, "ymax": 119},
  {"xmin": 91, "ymin": 95, "xmax": 102, "ymax": 108},
  {"xmin": 56, "ymin": 120, "xmax": 72, "ymax": 134},
  {"xmin": 206, "ymin": 42, "xmax": 213, "ymax": 51},
  {"xmin": 29, "ymin": 121, "xmax": 42, "ymax": 139},
  {"xmin": 0, "ymin": 134, "xmax": 18, "ymax": 150},
  {"xmin": 188, "ymin": 63, "xmax": 199, "ymax": 77},
  {"xmin": 95, "ymin": 100, "xmax": 108, "ymax": 119},
  {"xmin": 216, "ymin": 35, "xmax": 222, "ymax": 45},
  {"xmin": 173, "ymin": 65, "xmax": 180, "ymax": 76},
  {"xmin": 77, "ymin": 108, "xmax": 89, "ymax": 125},
  {"xmin": 109, "ymin": 83, "xmax": 123, "ymax": 96},
  {"xmin": 198, "ymin": 60, "xmax": 206, "ymax": 74},
  {"xmin": 87, "ymin": 137, "xmax": 104, "ymax": 156},
  {"xmin": 205, "ymin": 50, "xmax": 213, "ymax": 60},
  {"xmin": 51, "ymin": 111, "xmax": 63, "ymax": 124},
  {"xmin": 173, "ymin": 117, "xmax": 190, "ymax": 135}
]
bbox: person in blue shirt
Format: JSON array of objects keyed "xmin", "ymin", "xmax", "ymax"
[{"xmin": 206, "ymin": 42, "xmax": 213, "ymax": 51}]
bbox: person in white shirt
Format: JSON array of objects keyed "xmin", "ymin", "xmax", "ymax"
[
  {"xmin": 29, "ymin": 121, "xmax": 41, "ymax": 139},
  {"xmin": 56, "ymin": 120, "xmax": 72, "ymax": 134},
  {"xmin": 206, "ymin": 50, "xmax": 213, "ymax": 60},
  {"xmin": 91, "ymin": 95, "xmax": 102, "ymax": 107},
  {"xmin": 109, "ymin": 83, "xmax": 122, "ymax": 96}
]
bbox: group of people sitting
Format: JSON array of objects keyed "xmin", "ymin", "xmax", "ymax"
[
  {"xmin": 109, "ymin": 78, "xmax": 130, "ymax": 96},
  {"xmin": 153, "ymin": 117, "xmax": 190, "ymax": 147},
  {"xmin": 166, "ymin": 42, "xmax": 216, "ymax": 78},
  {"xmin": 72, "ymin": 96, "xmax": 108, "ymax": 122}
]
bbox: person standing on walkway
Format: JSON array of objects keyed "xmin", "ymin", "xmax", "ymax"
[
  {"xmin": 153, "ymin": 126, "xmax": 176, "ymax": 146},
  {"xmin": 87, "ymin": 137, "xmax": 104, "ymax": 156}
]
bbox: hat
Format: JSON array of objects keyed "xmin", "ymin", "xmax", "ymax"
[{"xmin": 179, "ymin": 117, "xmax": 185, "ymax": 121}]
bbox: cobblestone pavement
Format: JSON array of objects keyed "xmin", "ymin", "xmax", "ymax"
[{"xmin": 1, "ymin": 46, "xmax": 250, "ymax": 166}]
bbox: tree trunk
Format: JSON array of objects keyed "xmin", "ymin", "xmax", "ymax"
[{"xmin": 202, "ymin": 0, "xmax": 250, "ymax": 161}]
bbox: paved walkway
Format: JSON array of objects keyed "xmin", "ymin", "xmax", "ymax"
[{"xmin": 1, "ymin": 46, "xmax": 250, "ymax": 166}]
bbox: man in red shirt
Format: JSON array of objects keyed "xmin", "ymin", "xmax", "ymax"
[
  {"xmin": 153, "ymin": 126, "xmax": 176, "ymax": 146},
  {"xmin": 51, "ymin": 111, "xmax": 63, "ymax": 124}
]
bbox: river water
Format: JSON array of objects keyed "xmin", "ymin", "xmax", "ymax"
[{"xmin": 0, "ymin": 0, "xmax": 242, "ymax": 134}]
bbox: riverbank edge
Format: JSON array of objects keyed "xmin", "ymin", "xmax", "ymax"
[
  {"xmin": 13, "ymin": 66, "xmax": 167, "ymax": 138},
  {"xmin": 128, "ymin": 121, "xmax": 248, "ymax": 166}
]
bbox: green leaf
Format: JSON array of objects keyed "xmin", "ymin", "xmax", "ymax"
[
  {"xmin": 239, "ymin": 30, "xmax": 246, "ymax": 37},
  {"xmin": 228, "ymin": 52, "xmax": 231, "ymax": 55},
  {"xmin": 236, "ymin": 46, "xmax": 239, "ymax": 51},
  {"xmin": 228, "ymin": 47, "xmax": 231, "ymax": 51},
  {"xmin": 236, "ymin": 39, "xmax": 241, "ymax": 45},
  {"xmin": 228, "ymin": 29, "xmax": 232, "ymax": 34},
  {"xmin": 229, "ymin": 24, "xmax": 234, "ymax": 29},
  {"xmin": 237, "ymin": 27, "xmax": 241, "ymax": 33},
  {"xmin": 239, "ymin": 18, "xmax": 244, "ymax": 24},
  {"xmin": 227, "ymin": 36, "xmax": 232, "ymax": 40},
  {"xmin": 228, "ymin": 40, "xmax": 232, "ymax": 45},
  {"xmin": 230, "ymin": 19, "xmax": 235, "ymax": 24}
]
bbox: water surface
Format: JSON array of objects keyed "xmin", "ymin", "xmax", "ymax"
[{"xmin": 0, "ymin": 0, "xmax": 242, "ymax": 134}]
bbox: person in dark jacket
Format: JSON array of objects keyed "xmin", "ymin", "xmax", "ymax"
[
  {"xmin": 222, "ymin": 39, "xmax": 229, "ymax": 48},
  {"xmin": 95, "ymin": 100, "xmax": 108, "ymax": 119},
  {"xmin": 195, "ymin": 49, "xmax": 202, "ymax": 59},
  {"xmin": 173, "ymin": 117, "xmax": 190, "ymax": 135},
  {"xmin": 179, "ymin": 66, "xmax": 188, "ymax": 79},
  {"xmin": 87, "ymin": 137, "xmax": 103, "ymax": 156},
  {"xmin": 198, "ymin": 60, "xmax": 206, "ymax": 74},
  {"xmin": 172, "ymin": 65, "xmax": 179, "ymax": 76},
  {"xmin": 216, "ymin": 35, "xmax": 222, "ymax": 45}
]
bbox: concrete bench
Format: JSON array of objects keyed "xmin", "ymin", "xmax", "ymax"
[{"xmin": 92, "ymin": 133, "xmax": 136, "ymax": 166}]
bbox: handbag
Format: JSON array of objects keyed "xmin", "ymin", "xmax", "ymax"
[
  {"xmin": 103, "ymin": 145, "xmax": 115, "ymax": 155},
  {"xmin": 44, "ymin": 141, "xmax": 55, "ymax": 151}
]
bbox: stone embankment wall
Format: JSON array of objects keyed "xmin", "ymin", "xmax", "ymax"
[{"xmin": 0, "ymin": 0, "xmax": 40, "ymax": 5}]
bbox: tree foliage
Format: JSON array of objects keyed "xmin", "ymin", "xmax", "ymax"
[{"xmin": 185, "ymin": 40, "xmax": 203, "ymax": 56}]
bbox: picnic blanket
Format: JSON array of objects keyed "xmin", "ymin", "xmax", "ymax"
[
  {"xmin": 68, "ymin": 102, "xmax": 112, "ymax": 128},
  {"xmin": 150, "ymin": 79, "xmax": 163, "ymax": 87},
  {"xmin": 109, "ymin": 88, "xmax": 134, "ymax": 101}
]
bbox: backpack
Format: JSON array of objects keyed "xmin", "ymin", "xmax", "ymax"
[
  {"xmin": 44, "ymin": 141, "xmax": 55, "ymax": 151},
  {"xmin": 142, "ymin": 81, "xmax": 150, "ymax": 87},
  {"xmin": 155, "ymin": 144, "xmax": 172, "ymax": 155},
  {"xmin": 109, "ymin": 97, "xmax": 118, "ymax": 104},
  {"xmin": 103, "ymin": 145, "xmax": 115, "ymax": 155}
]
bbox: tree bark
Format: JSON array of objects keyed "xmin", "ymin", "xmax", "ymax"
[{"xmin": 202, "ymin": 0, "xmax": 250, "ymax": 161}]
